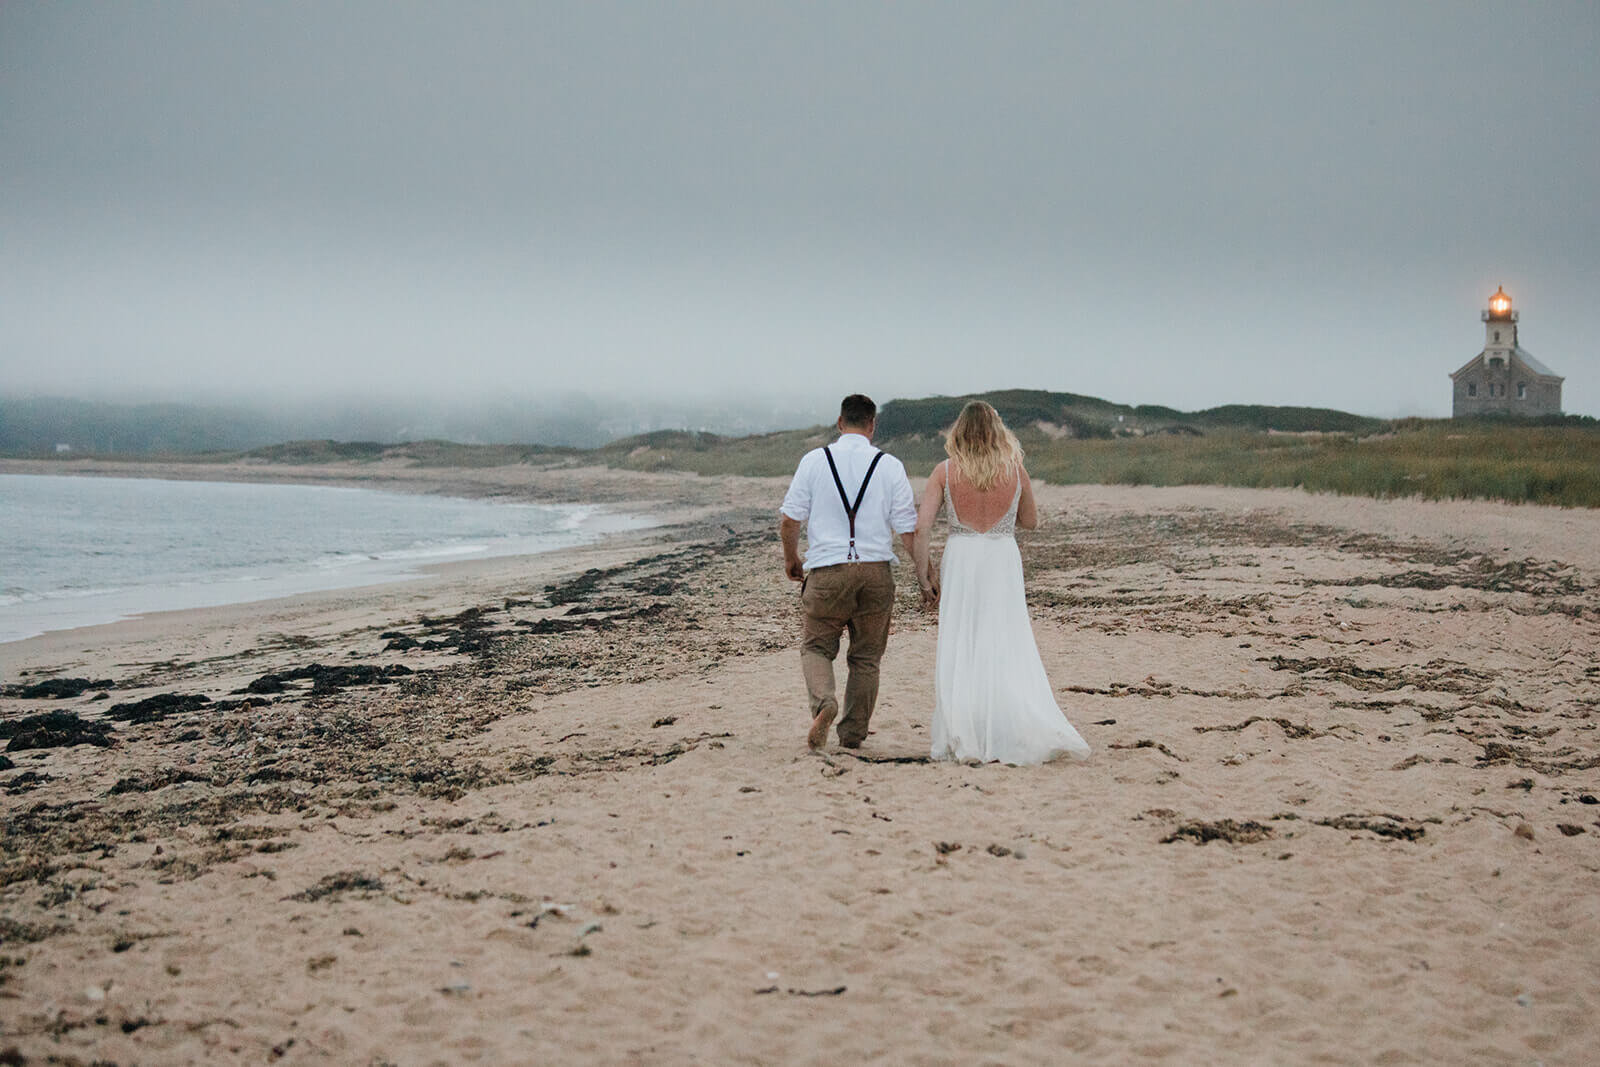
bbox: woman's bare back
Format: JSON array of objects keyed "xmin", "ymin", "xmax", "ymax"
[{"xmin": 945, "ymin": 460, "xmax": 1022, "ymax": 534}]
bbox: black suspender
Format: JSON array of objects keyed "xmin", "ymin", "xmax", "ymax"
[{"xmin": 823, "ymin": 446, "xmax": 885, "ymax": 562}]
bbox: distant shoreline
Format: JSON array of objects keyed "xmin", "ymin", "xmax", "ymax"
[
  {"xmin": 0, "ymin": 455, "xmax": 747, "ymax": 511},
  {"xmin": 0, "ymin": 459, "xmax": 762, "ymax": 657},
  {"xmin": 0, "ymin": 471, "xmax": 660, "ymax": 646}
]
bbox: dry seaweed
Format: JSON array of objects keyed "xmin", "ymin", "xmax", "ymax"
[{"xmin": 1161, "ymin": 819, "xmax": 1274, "ymax": 845}]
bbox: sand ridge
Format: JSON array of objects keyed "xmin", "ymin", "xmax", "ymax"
[{"xmin": 2, "ymin": 468, "xmax": 1598, "ymax": 1064}]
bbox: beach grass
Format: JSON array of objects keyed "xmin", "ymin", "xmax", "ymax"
[
  {"xmin": 600, "ymin": 418, "xmax": 1600, "ymax": 508},
  {"xmin": 1017, "ymin": 421, "xmax": 1600, "ymax": 507},
  {"xmin": 583, "ymin": 394, "xmax": 1600, "ymax": 508},
  {"xmin": 592, "ymin": 428, "xmax": 834, "ymax": 478}
]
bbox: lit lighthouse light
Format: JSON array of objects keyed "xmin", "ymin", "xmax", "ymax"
[{"xmin": 1488, "ymin": 286, "xmax": 1512, "ymax": 317}]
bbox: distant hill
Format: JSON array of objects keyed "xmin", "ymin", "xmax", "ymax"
[
  {"xmin": 0, "ymin": 393, "xmax": 786, "ymax": 457},
  {"xmin": 0, "ymin": 396, "xmax": 287, "ymax": 456},
  {"xmin": 570, "ymin": 391, "xmax": 1399, "ymax": 479},
  {"xmin": 874, "ymin": 390, "xmax": 1387, "ymax": 439},
  {"xmin": 0, "ymin": 389, "xmax": 1404, "ymax": 459},
  {"xmin": 239, "ymin": 439, "xmax": 578, "ymax": 468}
]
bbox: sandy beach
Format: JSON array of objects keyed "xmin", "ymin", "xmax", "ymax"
[{"xmin": 2, "ymin": 460, "xmax": 1598, "ymax": 1064}]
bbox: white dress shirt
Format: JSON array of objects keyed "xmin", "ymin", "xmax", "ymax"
[{"xmin": 780, "ymin": 433, "xmax": 917, "ymax": 571}]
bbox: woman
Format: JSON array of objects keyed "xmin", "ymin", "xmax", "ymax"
[{"xmin": 913, "ymin": 401, "xmax": 1091, "ymax": 764}]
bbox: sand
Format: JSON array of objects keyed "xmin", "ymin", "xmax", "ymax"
[{"xmin": 2, "ymin": 460, "xmax": 1598, "ymax": 1065}]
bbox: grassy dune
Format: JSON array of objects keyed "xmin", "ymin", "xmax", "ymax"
[
  {"xmin": 1019, "ymin": 423, "xmax": 1600, "ymax": 507},
  {"xmin": 594, "ymin": 419, "xmax": 1600, "ymax": 508},
  {"xmin": 593, "ymin": 398, "xmax": 1600, "ymax": 507}
]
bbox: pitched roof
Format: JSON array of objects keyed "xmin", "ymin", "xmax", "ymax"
[
  {"xmin": 1513, "ymin": 347, "xmax": 1561, "ymax": 379},
  {"xmin": 1450, "ymin": 348, "xmax": 1564, "ymax": 381}
]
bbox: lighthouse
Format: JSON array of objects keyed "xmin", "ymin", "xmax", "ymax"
[{"xmin": 1448, "ymin": 287, "xmax": 1563, "ymax": 418}]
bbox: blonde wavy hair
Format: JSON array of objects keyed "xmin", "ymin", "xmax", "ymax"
[{"xmin": 945, "ymin": 401, "xmax": 1024, "ymax": 491}]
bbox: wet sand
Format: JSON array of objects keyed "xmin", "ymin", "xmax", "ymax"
[{"xmin": 2, "ymin": 462, "xmax": 1598, "ymax": 1064}]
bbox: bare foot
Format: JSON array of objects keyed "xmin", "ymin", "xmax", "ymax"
[{"xmin": 807, "ymin": 702, "xmax": 837, "ymax": 750}]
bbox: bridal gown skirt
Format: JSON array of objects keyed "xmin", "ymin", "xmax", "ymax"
[{"xmin": 930, "ymin": 533, "xmax": 1091, "ymax": 764}]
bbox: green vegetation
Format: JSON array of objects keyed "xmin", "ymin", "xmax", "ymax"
[
  {"xmin": 876, "ymin": 389, "xmax": 1128, "ymax": 439},
  {"xmin": 591, "ymin": 400, "xmax": 1600, "ymax": 508},
  {"xmin": 1017, "ymin": 422, "xmax": 1600, "ymax": 507},
  {"xmin": 873, "ymin": 390, "xmax": 1386, "ymax": 440},
  {"xmin": 239, "ymin": 440, "xmax": 392, "ymax": 464},
  {"xmin": 1187, "ymin": 404, "xmax": 1385, "ymax": 434},
  {"xmin": 374, "ymin": 440, "xmax": 578, "ymax": 468},
  {"xmin": 591, "ymin": 429, "xmax": 828, "ymax": 477},
  {"xmin": 0, "ymin": 394, "xmax": 619, "ymax": 455},
  {"xmin": 0, "ymin": 396, "xmax": 285, "ymax": 455},
  {"xmin": 109, "ymin": 439, "xmax": 580, "ymax": 468}
]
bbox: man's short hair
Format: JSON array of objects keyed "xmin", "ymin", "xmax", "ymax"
[{"xmin": 839, "ymin": 394, "xmax": 876, "ymax": 427}]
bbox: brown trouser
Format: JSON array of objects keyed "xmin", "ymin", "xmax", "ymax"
[{"xmin": 799, "ymin": 562, "xmax": 895, "ymax": 746}]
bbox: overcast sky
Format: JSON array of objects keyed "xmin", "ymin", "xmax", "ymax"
[{"xmin": 3, "ymin": 2, "xmax": 1597, "ymax": 419}]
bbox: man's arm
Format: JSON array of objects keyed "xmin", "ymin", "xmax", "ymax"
[
  {"xmin": 1016, "ymin": 467, "xmax": 1039, "ymax": 530},
  {"xmin": 779, "ymin": 452, "xmax": 814, "ymax": 583},
  {"xmin": 780, "ymin": 513, "xmax": 806, "ymax": 582}
]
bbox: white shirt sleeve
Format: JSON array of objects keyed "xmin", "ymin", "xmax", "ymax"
[
  {"xmin": 779, "ymin": 451, "xmax": 814, "ymax": 521},
  {"xmin": 887, "ymin": 459, "xmax": 918, "ymax": 534}
]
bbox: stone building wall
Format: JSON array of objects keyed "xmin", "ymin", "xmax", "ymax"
[{"xmin": 1452, "ymin": 357, "xmax": 1563, "ymax": 417}]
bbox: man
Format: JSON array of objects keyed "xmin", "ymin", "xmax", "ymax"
[{"xmin": 779, "ymin": 394, "xmax": 918, "ymax": 750}]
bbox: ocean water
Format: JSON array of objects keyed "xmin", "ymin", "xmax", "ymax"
[{"xmin": 0, "ymin": 473, "xmax": 652, "ymax": 644}]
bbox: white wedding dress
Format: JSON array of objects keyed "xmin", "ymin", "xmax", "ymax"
[{"xmin": 930, "ymin": 475, "xmax": 1091, "ymax": 764}]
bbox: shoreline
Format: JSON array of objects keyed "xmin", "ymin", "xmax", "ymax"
[
  {"xmin": 0, "ymin": 455, "xmax": 737, "ymax": 509},
  {"xmin": 3, "ymin": 468, "xmax": 1598, "ymax": 1063},
  {"xmin": 0, "ymin": 524, "xmax": 676, "ymax": 680},
  {"xmin": 0, "ymin": 458, "xmax": 763, "ymax": 662},
  {"xmin": 0, "ymin": 495, "xmax": 659, "ymax": 652}
]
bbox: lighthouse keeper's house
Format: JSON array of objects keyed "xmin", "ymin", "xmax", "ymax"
[{"xmin": 1450, "ymin": 286, "xmax": 1563, "ymax": 418}]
